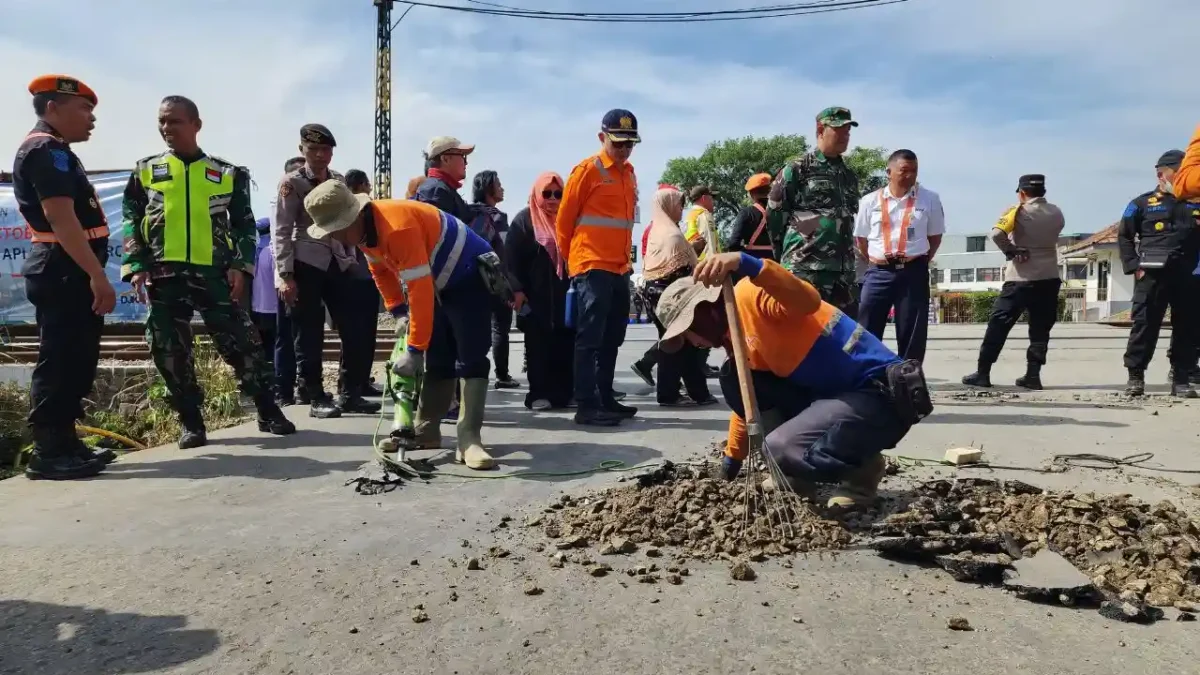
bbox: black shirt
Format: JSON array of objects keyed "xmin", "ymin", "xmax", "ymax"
[
  {"xmin": 727, "ymin": 200, "xmax": 775, "ymax": 260},
  {"xmin": 12, "ymin": 121, "xmax": 109, "ymax": 276}
]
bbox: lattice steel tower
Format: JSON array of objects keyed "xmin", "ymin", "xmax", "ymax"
[{"xmin": 372, "ymin": 0, "xmax": 394, "ymax": 199}]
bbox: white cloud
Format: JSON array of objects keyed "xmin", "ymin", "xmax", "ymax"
[{"xmin": 2, "ymin": 0, "xmax": 1197, "ymax": 242}]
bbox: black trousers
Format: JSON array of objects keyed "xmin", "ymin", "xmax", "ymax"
[
  {"xmin": 252, "ymin": 311, "xmax": 276, "ymax": 368},
  {"xmin": 523, "ymin": 322, "xmax": 574, "ymax": 408},
  {"xmin": 978, "ymin": 279, "xmax": 1062, "ymax": 366},
  {"xmin": 336, "ymin": 276, "xmax": 379, "ymax": 396},
  {"xmin": 491, "ymin": 301, "xmax": 514, "ymax": 380},
  {"xmin": 25, "ymin": 272, "xmax": 102, "ymax": 430},
  {"xmin": 291, "ymin": 260, "xmax": 351, "ymax": 399},
  {"xmin": 1124, "ymin": 268, "xmax": 1197, "ymax": 372},
  {"xmin": 651, "ymin": 314, "xmax": 710, "ymax": 403}
]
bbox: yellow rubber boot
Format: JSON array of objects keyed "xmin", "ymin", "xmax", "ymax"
[
  {"xmin": 827, "ymin": 454, "xmax": 888, "ymax": 511},
  {"xmin": 413, "ymin": 377, "xmax": 456, "ymax": 449},
  {"xmin": 456, "ymin": 378, "xmax": 495, "ymax": 470}
]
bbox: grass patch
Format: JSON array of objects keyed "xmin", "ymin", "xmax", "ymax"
[{"xmin": 2, "ymin": 341, "xmax": 248, "ymax": 477}]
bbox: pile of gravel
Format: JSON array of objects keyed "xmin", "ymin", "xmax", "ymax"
[
  {"xmin": 533, "ymin": 463, "xmax": 851, "ymax": 562},
  {"xmin": 874, "ymin": 478, "xmax": 1200, "ymax": 607}
]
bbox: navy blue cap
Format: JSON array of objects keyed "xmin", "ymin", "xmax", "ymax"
[
  {"xmin": 1017, "ymin": 174, "xmax": 1045, "ymax": 192},
  {"xmin": 601, "ymin": 109, "xmax": 640, "ymax": 142},
  {"xmin": 1156, "ymin": 150, "xmax": 1184, "ymax": 169}
]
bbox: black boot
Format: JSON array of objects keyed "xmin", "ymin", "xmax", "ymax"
[
  {"xmin": 256, "ymin": 395, "xmax": 297, "ymax": 435},
  {"xmin": 1170, "ymin": 369, "xmax": 1198, "ymax": 398},
  {"xmin": 602, "ymin": 396, "xmax": 638, "ymax": 419},
  {"xmin": 25, "ymin": 427, "xmax": 104, "ymax": 481},
  {"xmin": 178, "ymin": 409, "xmax": 207, "ymax": 449},
  {"xmin": 961, "ymin": 363, "xmax": 992, "ymax": 388},
  {"xmin": 336, "ymin": 393, "xmax": 381, "ymax": 414},
  {"xmin": 72, "ymin": 434, "xmax": 117, "ymax": 464},
  {"xmin": 308, "ymin": 392, "xmax": 342, "ymax": 419},
  {"xmin": 1125, "ymin": 369, "xmax": 1146, "ymax": 397},
  {"xmin": 573, "ymin": 407, "xmax": 623, "ymax": 427},
  {"xmin": 1015, "ymin": 363, "xmax": 1043, "ymax": 390}
]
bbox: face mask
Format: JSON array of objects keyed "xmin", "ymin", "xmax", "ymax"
[{"xmin": 1160, "ymin": 179, "xmax": 1175, "ymax": 195}]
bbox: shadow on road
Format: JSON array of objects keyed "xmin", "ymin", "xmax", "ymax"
[
  {"xmin": 933, "ymin": 399, "xmax": 1143, "ymax": 412},
  {"xmin": 485, "ymin": 407, "xmax": 731, "ymax": 433},
  {"xmin": 922, "ymin": 412, "xmax": 1128, "ymax": 428},
  {"xmin": 0, "ymin": 599, "xmax": 219, "ymax": 675},
  {"xmin": 97, "ymin": 452, "xmax": 362, "ymax": 481}
]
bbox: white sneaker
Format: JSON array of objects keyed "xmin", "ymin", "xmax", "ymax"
[{"xmin": 531, "ymin": 399, "xmax": 552, "ymax": 411}]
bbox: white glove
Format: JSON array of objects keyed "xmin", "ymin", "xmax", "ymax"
[
  {"xmin": 391, "ymin": 350, "xmax": 424, "ymax": 378},
  {"xmin": 394, "ymin": 314, "xmax": 410, "ymax": 337}
]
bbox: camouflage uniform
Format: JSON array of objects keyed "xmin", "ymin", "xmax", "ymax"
[
  {"xmin": 766, "ymin": 107, "xmax": 862, "ymax": 310},
  {"xmin": 121, "ymin": 152, "xmax": 273, "ymax": 419}
]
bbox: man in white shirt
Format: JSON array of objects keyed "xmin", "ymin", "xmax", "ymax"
[{"xmin": 853, "ymin": 149, "xmax": 944, "ymax": 362}]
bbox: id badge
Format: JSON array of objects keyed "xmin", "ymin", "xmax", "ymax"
[{"xmin": 906, "ymin": 226, "xmax": 916, "ymax": 240}]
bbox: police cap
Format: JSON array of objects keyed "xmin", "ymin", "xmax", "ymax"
[
  {"xmin": 1016, "ymin": 174, "xmax": 1046, "ymax": 193},
  {"xmin": 1155, "ymin": 150, "xmax": 1184, "ymax": 170},
  {"xmin": 28, "ymin": 74, "xmax": 98, "ymax": 106},
  {"xmin": 601, "ymin": 109, "xmax": 640, "ymax": 143},
  {"xmin": 300, "ymin": 123, "xmax": 336, "ymax": 147}
]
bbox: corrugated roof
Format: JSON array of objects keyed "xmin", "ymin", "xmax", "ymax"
[{"xmin": 1059, "ymin": 223, "xmax": 1118, "ymax": 254}]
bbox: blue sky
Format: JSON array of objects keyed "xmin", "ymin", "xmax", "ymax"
[{"xmin": 3, "ymin": 0, "xmax": 1198, "ymax": 236}]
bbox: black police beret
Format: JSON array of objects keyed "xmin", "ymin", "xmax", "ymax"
[
  {"xmin": 300, "ymin": 123, "xmax": 336, "ymax": 147},
  {"xmin": 1156, "ymin": 150, "xmax": 1184, "ymax": 169}
]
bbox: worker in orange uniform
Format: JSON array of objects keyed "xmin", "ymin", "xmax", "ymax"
[
  {"xmin": 1175, "ymin": 124, "xmax": 1200, "ymax": 200},
  {"xmin": 556, "ymin": 109, "xmax": 641, "ymax": 426},
  {"xmin": 654, "ymin": 251, "xmax": 932, "ymax": 509},
  {"xmin": 302, "ymin": 180, "xmax": 502, "ymax": 470}
]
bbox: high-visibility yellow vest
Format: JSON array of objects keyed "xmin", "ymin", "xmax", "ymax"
[
  {"xmin": 683, "ymin": 205, "xmax": 720, "ymax": 260},
  {"xmin": 135, "ymin": 152, "xmax": 237, "ymax": 266}
]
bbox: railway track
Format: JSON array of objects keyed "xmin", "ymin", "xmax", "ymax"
[{"xmin": 0, "ymin": 328, "xmax": 397, "ymax": 363}]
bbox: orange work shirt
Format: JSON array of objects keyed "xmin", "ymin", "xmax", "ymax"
[
  {"xmin": 1175, "ymin": 123, "xmax": 1200, "ymax": 200},
  {"xmin": 555, "ymin": 150, "xmax": 638, "ymax": 277}
]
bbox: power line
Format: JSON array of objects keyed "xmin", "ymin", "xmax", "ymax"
[{"xmin": 397, "ymin": 0, "xmax": 910, "ymax": 23}]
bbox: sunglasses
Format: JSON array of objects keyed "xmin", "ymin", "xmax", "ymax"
[
  {"xmin": 541, "ymin": 189, "xmax": 563, "ymax": 199},
  {"xmin": 611, "ymin": 141, "xmax": 637, "ymax": 149}
]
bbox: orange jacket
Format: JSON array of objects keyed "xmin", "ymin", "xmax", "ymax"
[
  {"xmin": 359, "ymin": 200, "xmax": 488, "ymax": 352},
  {"xmin": 1175, "ymin": 123, "xmax": 1200, "ymax": 200},
  {"xmin": 555, "ymin": 151, "xmax": 638, "ymax": 277}
]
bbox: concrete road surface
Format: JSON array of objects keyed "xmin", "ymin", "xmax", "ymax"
[{"xmin": 2, "ymin": 323, "xmax": 1199, "ymax": 674}]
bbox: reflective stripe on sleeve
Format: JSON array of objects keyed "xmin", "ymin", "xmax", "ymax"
[{"xmin": 400, "ymin": 264, "xmax": 431, "ymax": 281}]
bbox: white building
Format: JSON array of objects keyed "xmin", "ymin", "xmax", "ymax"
[
  {"xmin": 930, "ymin": 234, "xmax": 1009, "ymax": 292},
  {"xmin": 1057, "ymin": 224, "xmax": 1134, "ymax": 320}
]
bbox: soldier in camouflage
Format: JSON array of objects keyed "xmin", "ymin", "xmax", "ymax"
[
  {"xmin": 766, "ymin": 106, "xmax": 862, "ymax": 312},
  {"xmin": 121, "ymin": 96, "xmax": 295, "ymax": 448}
]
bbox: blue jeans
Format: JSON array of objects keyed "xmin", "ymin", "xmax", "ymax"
[
  {"xmin": 858, "ymin": 256, "xmax": 930, "ymax": 362},
  {"xmin": 426, "ymin": 274, "xmax": 493, "ymax": 380},
  {"xmin": 572, "ymin": 269, "xmax": 630, "ymax": 410}
]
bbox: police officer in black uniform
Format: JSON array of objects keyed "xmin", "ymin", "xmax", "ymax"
[
  {"xmin": 1119, "ymin": 150, "xmax": 1200, "ymax": 398},
  {"xmin": 13, "ymin": 74, "xmax": 117, "ymax": 480}
]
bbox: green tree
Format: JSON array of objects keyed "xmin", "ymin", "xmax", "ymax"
[{"xmin": 659, "ymin": 135, "xmax": 889, "ymax": 242}]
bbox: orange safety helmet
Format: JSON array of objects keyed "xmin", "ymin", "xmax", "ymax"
[{"xmin": 744, "ymin": 173, "xmax": 772, "ymax": 192}]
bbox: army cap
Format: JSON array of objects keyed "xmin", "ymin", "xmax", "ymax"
[
  {"xmin": 1017, "ymin": 174, "xmax": 1046, "ymax": 192},
  {"xmin": 601, "ymin": 109, "xmax": 640, "ymax": 142},
  {"xmin": 656, "ymin": 276, "xmax": 722, "ymax": 351},
  {"xmin": 816, "ymin": 106, "xmax": 858, "ymax": 128},
  {"xmin": 300, "ymin": 123, "xmax": 336, "ymax": 147},
  {"xmin": 1156, "ymin": 150, "xmax": 1185, "ymax": 169},
  {"xmin": 28, "ymin": 74, "xmax": 97, "ymax": 105}
]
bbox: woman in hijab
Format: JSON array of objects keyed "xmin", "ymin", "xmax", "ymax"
[
  {"xmin": 504, "ymin": 172, "xmax": 574, "ymax": 410},
  {"xmin": 640, "ymin": 186, "xmax": 716, "ymax": 406}
]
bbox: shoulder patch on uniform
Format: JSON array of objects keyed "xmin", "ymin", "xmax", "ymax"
[
  {"xmin": 205, "ymin": 167, "xmax": 222, "ymax": 183},
  {"xmin": 1122, "ymin": 201, "xmax": 1139, "ymax": 219},
  {"xmin": 49, "ymin": 149, "xmax": 69, "ymax": 172},
  {"xmin": 279, "ymin": 181, "xmax": 293, "ymax": 198},
  {"xmin": 151, "ymin": 162, "xmax": 171, "ymax": 181}
]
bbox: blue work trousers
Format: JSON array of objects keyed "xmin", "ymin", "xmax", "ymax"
[
  {"xmin": 858, "ymin": 256, "xmax": 930, "ymax": 362},
  {"xmin": 571, "ymin": 269, "xmax": 630, "ymax": 410},
  {"xmin": 426, "ymin": 274, "xmax": 493, "ymax": 380},
  {"xmin": 274, "ymin": 297, "xmax": 297, "ymax": 399},
  {"xmin": 718, "ymin": 359, "xmax": 910, "ymax": 484}
]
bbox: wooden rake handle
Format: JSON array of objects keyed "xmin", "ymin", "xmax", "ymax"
[{"xmin": 720, "ymin": 277, "xmax": 762, "ymax": 439}]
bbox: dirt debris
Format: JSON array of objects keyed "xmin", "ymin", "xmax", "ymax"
[
  {"xmin": 534, "ymin": 465, "xmax": 850, "ymax": 566},
  {"xmin": 947, "ymin": 616, "xmax": 973, "ymax": 631},
  {"xmin": 874, "ymin": 478, "xmax": 1200, "ymax": 607},
  {"xmin": 730, "ymin": 561, "xmax": 756, "ymax": 581}
]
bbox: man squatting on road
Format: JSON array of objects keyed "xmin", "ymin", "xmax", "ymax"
[{"xmin": 654, "ymin": 251, "xmax": 932, "ymax": 510}]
